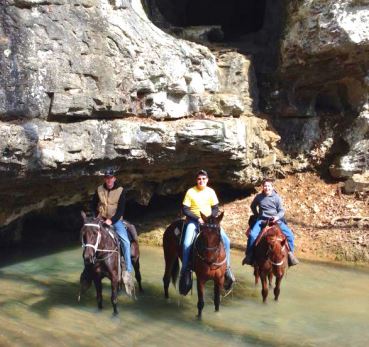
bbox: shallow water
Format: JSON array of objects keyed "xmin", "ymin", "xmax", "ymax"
[{"xmin": 0, "ymin": 246, "xmax": 368, "ymax": 347}]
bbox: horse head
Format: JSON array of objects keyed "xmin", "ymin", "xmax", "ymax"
[
  {"xmin": 81, "ymin": 211, "xmax": 102, "ymax": 265},
  {"xmin": 197, "ymin": 212, "xmax": 224, "ymax": 253},
  {"xmin": 265, "ymin": 224, "xmax": 287, "ymax": 267}
]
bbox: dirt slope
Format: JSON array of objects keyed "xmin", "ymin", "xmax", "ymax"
[
  {"xmin": 138, "ymin": 172, "xmax": 369, "ymax": 264},
  {"xmin": 222, "ymin": 172, "xmax": 369, "ymax": 263}
]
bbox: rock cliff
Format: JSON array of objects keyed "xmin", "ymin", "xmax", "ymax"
[{"xmin": 0, "ymin": 0, "xmax": 368, "ymax": 243}]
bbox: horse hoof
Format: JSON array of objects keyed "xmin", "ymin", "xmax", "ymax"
[{"xmin": 196, "ymin": 314, "xmax": 202, "ymax": 320}]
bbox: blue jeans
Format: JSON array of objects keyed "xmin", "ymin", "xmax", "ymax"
[
  {"xmin": 114, "ymin": 220, "xmax": 132, "ymax": 272},
  {"xmin": 181, "ymin": 221, "xmax": 231, "ymax": 273},
  {"xmin": 246, "ymin": 219, "xmax": 295, "ymax": 257}
]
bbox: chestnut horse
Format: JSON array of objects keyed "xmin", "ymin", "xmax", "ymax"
[
  {"xmin": 78, "ymin": 212, "xmax": 142, "ymax": 315},
  {"xmin": 163, "ymin": 212, "xmax": 227, "ymax": 318},
  {"xmin": 253, "ymin": 221, "xmax": 288, "ymax": 302}
]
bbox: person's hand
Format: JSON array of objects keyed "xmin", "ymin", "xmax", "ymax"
[
  {"xmin": 105, "ymin": 219, "xmax": 112, "ymax": 226},
  {"xmin": 272, "ymin": 216, "xmax": 279, "ymax": 223},
  {"xmin": 198, "ymin": 217, "xmax": 204, "ymax": 224}
]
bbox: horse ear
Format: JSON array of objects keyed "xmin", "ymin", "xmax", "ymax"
[
  {"xmin": 216, "ymin": 211, "xmax": 224, "ymax": 223},
  {"xmin": 81, "ymin": 211, "xmax": 87, "ymax": 222}
]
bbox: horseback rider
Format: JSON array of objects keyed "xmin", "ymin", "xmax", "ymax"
[
  {"xmin": 90, "ymin": 168, "xmax": 136, "ymax": 283},
  {"xmin": 242, "ymin": 178, "xmax": 299, "ymax": 266},
  {"xmin": 180, "ymin": 169, "xmax": 235, "ymax": 293}
]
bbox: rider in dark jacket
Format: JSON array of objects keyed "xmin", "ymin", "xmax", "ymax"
[{"xmin": 242, "ymin": 179, "xmax": 299, "ymax": 266}]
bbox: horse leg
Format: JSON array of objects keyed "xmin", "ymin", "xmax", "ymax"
[
  {"xmin": 111, "ymin": 275, "xmax": 119, "ymax": 315},
  {"xmin": 163, "ymin": 248, "xmax": 178, "ymax": 299},
  {"xmin": 197, "ymin": 279, "xmax": 205, "ymax": 319},
  {"xmin": 254, "ymin": 265, "xmax": 259, "ymax": 286},
  {"xmin": 268, "ymin": 272, "xmax": 273, "ymax": 289},
  {"xmin": 133, "ymin": 257, "xmax": 143, "ymax": 293},
  {"xmin": 260, "ymin": 273, "xmax": 269, "ymax": 303},
  {"xmin": 274, "ymin": 275, "xmax": 283, "ymax": 301},
  {"xmin": 94, "ymin": 277, "xmax": 103, "ymax": 310},
  {"xmin": 214, "ymin": 280, "xmax": 221, "ymax": 312}
]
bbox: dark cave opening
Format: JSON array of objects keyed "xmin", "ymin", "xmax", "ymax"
[
  {"xmin": 0, "ymin": 186, "xmax": 251, "ymax": 265},
  {"xmin": 145, "ymin": 0, "xmax": 286, "ymax": 104},
  {"xmin": 149, "ymin": 0, "xmax": 267, "ymax": 40}
]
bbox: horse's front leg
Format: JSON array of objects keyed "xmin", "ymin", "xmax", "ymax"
[
  {"xmin": 268, "ymin": 272, "xmax": 273, "ymax": 289},
  {"xmin": 274, "ymin": 275, "xmax": 283, "ymax": 301},
  {"xmin": 213, "ymin": 281, "xmax": 221, "ymax": 312},
  {"xmin": 111, "ymin": 274, "xmax": 119, "ymax": 315},
  {"xmin": 260, "ymin": 273, "xmax": 269, "ymax": 303},
  {"xmin": 253, "ymin": 265, "xmax": 259, "ymax": 286},
  {"xmin": 197, "ymin": 279, "xmax": 205, "ymax": 319},
  {"xmin": 94, "ymin": 277, "xmax": 103, "ymax": 310}
]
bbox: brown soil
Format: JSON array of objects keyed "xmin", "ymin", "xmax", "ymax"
[{"xmin": 138, "ymin": 172, "xmax": 369, "ymax": 264}]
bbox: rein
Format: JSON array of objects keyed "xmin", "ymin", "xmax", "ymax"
[{"xmin": 195, "ymin": 224, "xmax": 226, "ymax": 268}]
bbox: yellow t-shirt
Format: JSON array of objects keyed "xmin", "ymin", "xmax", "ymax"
[{"xmin": 182, "ymin": 186, "xmax": 219, "ymax": 218}]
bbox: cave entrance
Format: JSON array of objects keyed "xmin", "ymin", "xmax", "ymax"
[{"xmin": 150, "ymin": 0, "xmax": 267, "ymax": 40}]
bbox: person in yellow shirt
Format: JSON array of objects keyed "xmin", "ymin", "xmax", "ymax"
[{"xmin": 180, "ymin": 170, "xmax": 235, "ymax": 293}]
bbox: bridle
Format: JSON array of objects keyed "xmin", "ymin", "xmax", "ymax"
[
  {"xmin": 266, "ymin": 233, "xmax": 286, "ymax": 267},
  {"xmin": 81, "ymin": 222, "xmax": 119, "ymax": 263},
  {"xmin": 195, "ymin": 223, "xmax": 226, "ymax": 268}
]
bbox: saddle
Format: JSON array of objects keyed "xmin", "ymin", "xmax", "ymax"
[{"xmin": 100, "ymin": 223, "xmax": 139, "ymax": 273}]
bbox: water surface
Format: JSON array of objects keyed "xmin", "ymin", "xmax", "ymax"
[{"xmin": 0, "ymin": 246, "xmax": 368, "ymax": 347}]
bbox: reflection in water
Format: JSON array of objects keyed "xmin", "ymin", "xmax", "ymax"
[{"xmin": 0, "ymin": 246, "xmax": 368, "ymax": 347}]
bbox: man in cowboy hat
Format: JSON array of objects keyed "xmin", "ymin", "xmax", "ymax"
[{"xmin": 90, "ymin": 168, "xmax": 133, "ymax": 285}]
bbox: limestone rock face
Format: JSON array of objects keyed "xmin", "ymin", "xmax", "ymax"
[
  {"xmin": 330, "ymin": 103, "xmax": 369, "ymax": 179},
  {"xmin": 0, "ymin": 116, "xmax": 279, "ymax": 226},
  {"xmin": 274, "ymin": 0, "xmax": 369, "ymax": 118},
  {"xmin": 263, "ymin": 0, "xmax": 369, "ymax": 194},
  {"xmin": 0, "ymin": 0, "xmax": 253, "ymax": 120},
  {"xmin": 2, "ymin": 0, "xmax": 369, "ymax": 234}
]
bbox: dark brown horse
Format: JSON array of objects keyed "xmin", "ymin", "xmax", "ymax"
[
  {"xmin": 78, "ymin": 212, "xmax": 142, "ymax": 315},
  {"xmin": 163, "ymin": 212, "xmax": 227, "ymax": 318},
  {"xmin": 253, "ymin": 221, "xmax": 288, "ymax": 302}
]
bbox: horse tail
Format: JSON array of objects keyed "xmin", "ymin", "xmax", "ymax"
[{"xmin": 171, "ymin": 257, "xmax": 179, "ymax": 287}]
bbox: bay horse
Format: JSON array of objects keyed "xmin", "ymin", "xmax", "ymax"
[
  {"xmin": 78, "ymin": 212, "xmax": 142, "ymax": 315},
  {"xmin": 163, "ymin": 212, "xmax": 227, "ymax": 318},
  {"xmin": 253, "ymin": 220, "xmax": 288, "ymax": 302}
]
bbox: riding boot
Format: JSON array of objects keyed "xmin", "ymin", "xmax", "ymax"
[
  {"xmin": 224, "ymin": 267, "xmax": 235, "ymax": 291},
  {"xmin": 288, "ymin": 252, "xmax": 299, "ymax": 266},
  {"xmin": 242, "ymin": 253, "xmax": 253, "ymax": 266},
  {"xmin": 179, "ymin": 270, "xmax": 192, "ymax": 296},
  {"xmin": 122, "ymin": 270, "xmax": 135, "ymax": 297}
]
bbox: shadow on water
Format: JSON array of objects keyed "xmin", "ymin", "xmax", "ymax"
[
  {"xmin": 0, "ymin": 261, "xmax": 289, "ymax": 347},
  {"xmin": 0, "ymin": 270, "xmax": 81, "ymax": 316}
]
